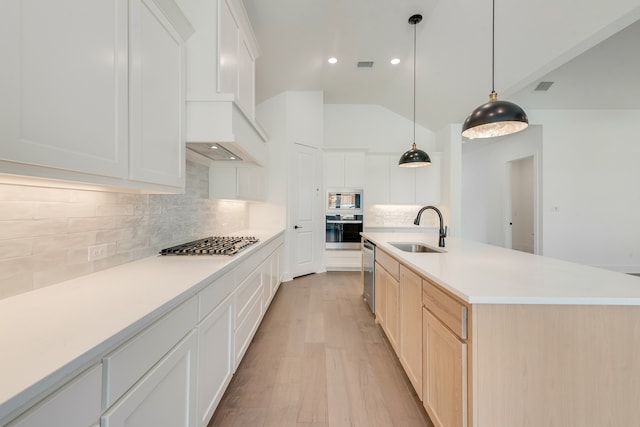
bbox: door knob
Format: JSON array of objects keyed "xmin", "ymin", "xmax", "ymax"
[{"xmin": 294, "ymin": 225, "xmax": 302, "ymax": 229}]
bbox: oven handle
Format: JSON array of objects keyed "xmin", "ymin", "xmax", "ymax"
[{"xmin": 326, "ymin": 220, "xmax": 363, "ymax": 224}]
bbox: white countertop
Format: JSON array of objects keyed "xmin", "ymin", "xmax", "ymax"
[
  {"xmin": 362, "ymin": 231, "xmax": 640, "ymax": 305},
  {"xmin": 0, "ymin": 229, "xmax": 284, "ymax": 422}
]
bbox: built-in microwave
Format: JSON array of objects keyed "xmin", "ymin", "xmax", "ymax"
[{"xmin": 327, "ymin": 189, "xmax": 363, "ymax": 214}]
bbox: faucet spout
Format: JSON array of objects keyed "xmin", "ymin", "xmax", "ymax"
[{"xmin": 414, "ymin": 206, "xmax": 448, "ymax": 247}]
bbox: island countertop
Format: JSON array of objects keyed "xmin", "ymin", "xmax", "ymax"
[{"xmin": 361, "ymin": 231, "xmax": 640, "ymax": 305}]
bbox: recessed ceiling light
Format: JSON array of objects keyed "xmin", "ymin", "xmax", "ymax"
[
  {"xmin": 390, "ymin": 58, "xmax": 400, "ymax": 65},
  {"xmin": 209, "ymin": 145, "xmax": 218, "ymax": 149},
  {"xmin": 328, "ymin": 57, "xmax": 338, "ymax": 64}
]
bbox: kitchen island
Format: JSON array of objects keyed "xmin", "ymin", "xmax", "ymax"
[
  {"xmin": 0, "ymin": 229, "xmax": 284, "ymax": 426},
  {"xmin": 362, "ymin": 231, "xmax": 640, "ymax": 427}
]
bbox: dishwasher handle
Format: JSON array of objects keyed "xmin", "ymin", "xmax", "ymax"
[{"xmin": 363, "ymin": 239, "xmax": 375, "ymax": 252}]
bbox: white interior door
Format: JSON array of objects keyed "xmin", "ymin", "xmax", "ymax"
[
  {"xmin": 508, "ymin": 156, "xmax": 535, "ymax": 254},
  {"xmin": 290, "ymin": 143, "xmax": 321, "ymax": 278}
]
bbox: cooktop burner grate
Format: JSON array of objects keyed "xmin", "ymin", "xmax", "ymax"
[{"xmin": 159, "ymin": 236, "xmax": 259, "ymax": 256}]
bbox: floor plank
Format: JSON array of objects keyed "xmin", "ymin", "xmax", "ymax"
[{"xmin": 208, "ymin": 271, "xmax": 433, "ymax": 427}]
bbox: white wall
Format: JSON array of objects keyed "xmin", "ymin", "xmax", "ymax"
[
  {"xmin": 324, "ymin": 104, "xmax": 436, "ymax": 153},
  {"xmin": 437, "ymin": 124, "xmax": 462, "ymax": 237},
  {"xmin": 249, "ymin": 93, "xmax": 288, "ymax": 230},
  {"xmin": 461, "ymin": 125, "xmax": 543, "ymax": 250},
  {"xmin": 462, "ymin": 110, "xmax": 640, "ymax": 273},
  {"xmin": 531, "ymin": 109, "xmax": 640, "ymax": 272}
]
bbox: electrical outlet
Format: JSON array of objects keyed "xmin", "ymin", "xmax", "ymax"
[{"xmin": 88, "ymin": 243, "xmax": 109, "ymax": 261}]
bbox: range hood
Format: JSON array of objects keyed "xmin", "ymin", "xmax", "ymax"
[
  {"xmin": 186, "ymin": 143, "xmax": 243, "ymax": 161},
  {"xmin": 180, "ymin": 0, "xmax": 267, "ymax": 165},
  {"xmin": 185, "ymin": 98, "xmax": 268, "ymax": 166}
]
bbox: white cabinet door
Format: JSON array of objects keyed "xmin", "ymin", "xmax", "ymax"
[
  {"xmin": 210, "ymin": 165, "xmax": 265, "ymax": 201},
  {"xmin": 237, "ymin": 36, "xmax": 256, "ymax": 119},
  {"xmin": 102, "ymin": 331, "xmax": 198, "ymax": 427},
  {"xmin": 325, "ymin": 152, "xmax": 365, "ymax": 189},
  {"xmin": 344, "ymin": 152, "xmax": 365, "ymax": 188},
  {"xmin": 218, "ymin": 0, "xmax": 238, "ymax": 95},
  {"xmin": 7, "ymin": 364, "xmax": 102, "ymax": 427},
  {"xmin": 415, "ymin": 152, "xmax": 441, "ymax": 205},
  {"xmin": 388, "ymin": 157, "xmax": 415, "ymax": 204},
  {"xmin": 129, "ymin": 0, "xmax": 186, "ymax": 188},
  {"xmin": 237, "ymin": 167, "xmax": 265, "ymax": 201},
  {"xmin": 0, "ymin": 0, "xmax": 129, "ymax": 178},
  {"xmin": 364, "ymin": 153, "xmax": 441, "ymax": 205},
  {"xmin": 196, "ymin": 295, "xmax": 234, "ymax": 427},
  {"xmin": 325, "ymin": 152, "xmax": 346, "ymax": 188},
  {"xmin": 364, "ymin": 154, "xmax": 390, "ymax": 204}
]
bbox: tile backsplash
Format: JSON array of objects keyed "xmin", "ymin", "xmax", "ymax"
[
  {"xmin": 364, "ymin": 204, "xmax": 438, "ymax": 228},
  {"xmin": 0, "ymin": 161, "xmax": 249, "ymax": 299}
]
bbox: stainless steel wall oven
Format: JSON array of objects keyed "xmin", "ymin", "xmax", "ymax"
[{"xmin": 325, "ymin": 214, "xmax": 363, "ymax": 250}]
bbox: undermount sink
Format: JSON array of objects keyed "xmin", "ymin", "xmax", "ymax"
[{"xmin": 389, "ymin": 242, "xmax": 445, "ymax": 253}]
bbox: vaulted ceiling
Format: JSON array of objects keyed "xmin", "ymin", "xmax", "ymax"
[{"xmin": 242, "ymin": 0, "xmax": 640, "ymax": 132}]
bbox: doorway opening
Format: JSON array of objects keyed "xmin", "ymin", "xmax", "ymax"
[{"xmin": 506, "ymin": 156, "xmax": 536, "ymax": 254}]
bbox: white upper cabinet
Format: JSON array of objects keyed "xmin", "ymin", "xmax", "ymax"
[
  {"xmin": 237, "ymin": 36, "xmax": 256, "ymax": 120},
  {"xmin": 364, "ymin": 154, "xmax": 390, "ymax": 205},
  {"xmin": 129, "ymin": 0, "xmax": 188, "ymax": 188},
  {"xmin": 0, "ymin": 0, "xmax": 192, "ymax": 192},
  {"xmin": 218, "ymin": 0, "xmax": 255, "ymax": 118},
  {"xmin": 209, "ymin": 164, "xmax": 265, "ymax": 201},
  {"xmin": 180, "ymin": 0, "xmax": 266, "ymax": 165},
  {"xmin": 0, "ymin": 0, "xmax": 129, "ymax": 179},
  {"xmin": 415, "ymin": 152, "xmax": 441, "ymax": 205},
  {"xmin": 218, "ymin": 0, "xmax": 239, "ymax": 96},
  {"xmin": 325, "ymin": 151, "xmax": 365, "ymax": 189},
  {"xmin": 364, "ymin": 152, "xmax": 441, "ymax": 205}
]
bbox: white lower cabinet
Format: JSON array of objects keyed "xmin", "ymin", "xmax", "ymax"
[
  {"xmin": 196, "ymin": 294, "xmax": 234, "ymax": 427},
  {"xmin": 4, "ymin": 235, "xmax": 285, "ymax": 427},
  {"xmin": 234, "ymin": 267, "xmax": 264, "ymax": 368},
  {"xmin": 101, "ymin": 331, "xmax": 198, "ymax": 427},
  {"xmin": 7, "ymin": 364, "xmax": 102, "ymax": 427}
]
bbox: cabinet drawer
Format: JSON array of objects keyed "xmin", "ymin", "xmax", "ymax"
[
  {"xmin": 235, "ymin": 267, "xmax": 262, "ymax": 328},
  {"xmin": 234, "ymin": 287, "xmax": 263, "ymax": 368},
  {"xmin": 103, "ymin": 295, "xmax": 198, "ymax": 408},
  {"xmin": 376, "ymin": 248, "xmax": 399, "ymax": 281},
  {"xmin": 199, "ymin": 269, "xmax": 235, "ymax": 321},
  {"xmin": 7, "ymin": 364, "xmax": 102, "ymax": 427},
  {"xmin": 422, "ymin": 279, "xmax": 468, "ymax": 340}
]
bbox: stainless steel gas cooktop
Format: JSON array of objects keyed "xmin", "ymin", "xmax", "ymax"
[{"xmin": 159, "ymin": 236, "xmax": 259, "ymax": 256}]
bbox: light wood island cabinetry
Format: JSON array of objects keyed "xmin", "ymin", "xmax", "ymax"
[
  {"xmin": 364, "ymin": 231, "xmax": 640, "ymax": 427},
  {"xmin": 374, "ymin": 248, "xmax": 400, "ymax": 353},
  {"xmin": 422, "ymin": 279, "xmax": 470, "ymax": 427},
  {"xmin": 399, "ymin": 265, "xmax": 423, "ymax": 400}
]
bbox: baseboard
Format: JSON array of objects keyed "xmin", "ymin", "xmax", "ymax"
[{"xmin": 326, "ymin": 266, "xmax": 361, "ymax": 272}]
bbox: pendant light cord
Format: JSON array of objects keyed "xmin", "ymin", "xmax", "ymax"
[
  {"xmin": 491, "ymin": 0, "xmax": 495, "ymax": 93},
  {"xmin": 413, "ymin": 17, "xmax": 417, "ymax": 144}
]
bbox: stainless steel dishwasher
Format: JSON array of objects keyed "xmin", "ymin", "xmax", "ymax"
[{"xmin": 362, "ymin": 239, "xmax": 375, "ymax": 313}]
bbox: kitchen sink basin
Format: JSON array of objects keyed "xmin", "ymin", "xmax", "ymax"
[{"xmin": 389, "ymin": 242, "xmax": 445, "ymax": 253}]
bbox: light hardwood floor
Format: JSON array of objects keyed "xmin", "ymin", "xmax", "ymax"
[{"xmin": 208, "ymin": 271, "xmax": 434, "ymax": 427}]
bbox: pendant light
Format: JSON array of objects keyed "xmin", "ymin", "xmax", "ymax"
[
  {"xmin": 461, "ymin": 0, "xmax": 528, "ymax": 139},
  {"xmin": 399, "ymin": 14, "xmax": 431, "ymax": 168}
]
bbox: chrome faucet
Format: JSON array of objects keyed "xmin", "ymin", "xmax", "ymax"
[{"xmin": 414, "ymin": 206, "xmax": 448, "ymax": 247}]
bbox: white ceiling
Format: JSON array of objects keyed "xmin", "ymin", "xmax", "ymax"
[{"xmin": 242, "ymin": 0, "xmax": 640, "ymax": 131}]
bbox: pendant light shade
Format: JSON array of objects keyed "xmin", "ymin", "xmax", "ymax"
[
  {"xmin": 399, "ymin": 14, "xmax": 431, "ymax": 168},
  {"xmin": 399, "ymin": 143, "xmax": 431, "ymax": 167},
  {"xmin": 461, "ymin": 0, "xmax": 528, "ymax": 139}
]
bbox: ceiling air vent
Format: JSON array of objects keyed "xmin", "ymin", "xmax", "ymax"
[
  {"xmin": 535, "ymin": 81, "xmax": 554, "ymax": 91},
  {"xmin": 357, "ymin": 61, "xmax": 374, "ymax": 69}
]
